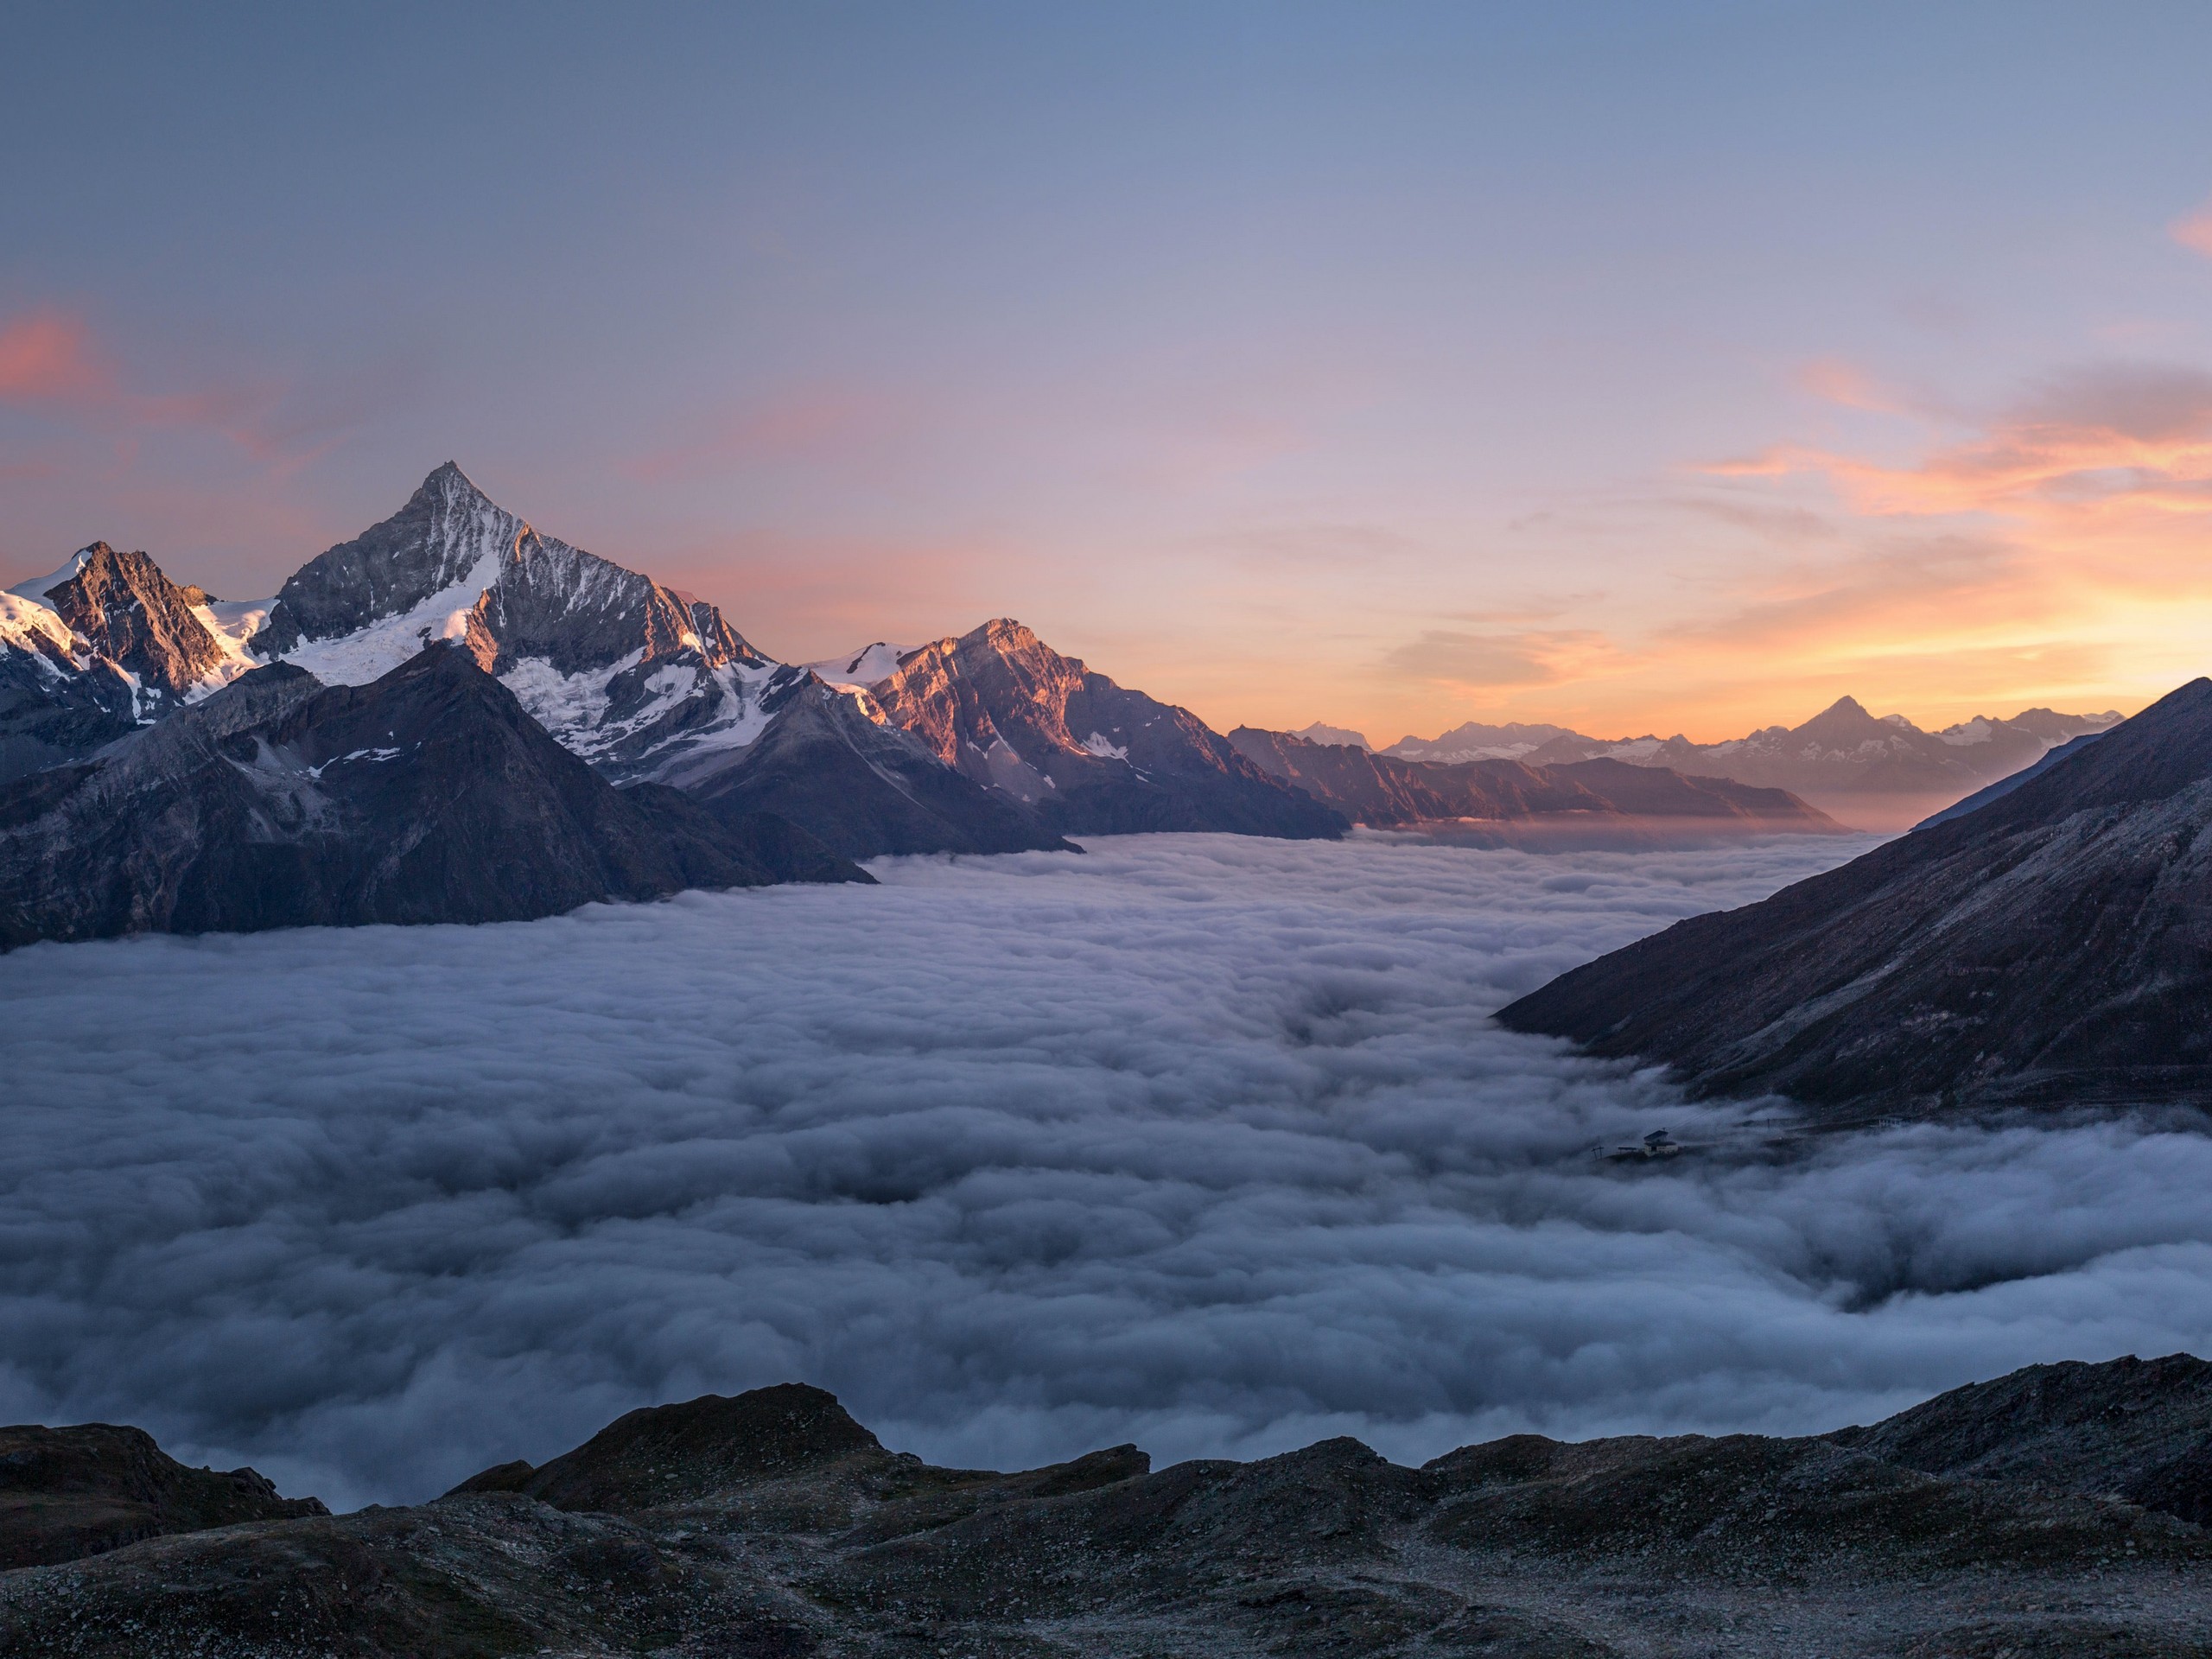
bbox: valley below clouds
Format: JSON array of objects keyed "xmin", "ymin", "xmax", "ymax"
[{"xmin": 4, "ymin": 830, "xmax": 2210, "ymax": 1514}]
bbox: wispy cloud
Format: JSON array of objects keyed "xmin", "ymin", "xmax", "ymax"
[
  {"xmin": 0, "ymin": 310, "xmax": 118, "ymax": 404},
  {"xmin": 1382, "ymin": 628, "xmax": 1612, "ymax": 689},
  {"xmin": 2170, "ymin": 193, "xmax": 2212, "ymax": 260},
  {"xmin": 0, "ymin": 304, "xmax": 292, "ymax": 458},
  {"xmin": 1701, "ymin": 363, "xmax": 2212, "ymax": 547}
]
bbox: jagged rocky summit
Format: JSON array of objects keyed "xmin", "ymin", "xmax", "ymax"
[
  {"xmin": 864, "ymin": 619, "xmax": 1347, "ymax": 839},
  {"xmin": 1498, "ymin": 677, "xmax": 2212, "ymax": 1122},
  {"xmin": 1, "ymin": 540, "xmax": 266, "ymax": 783},
  {"xmin": 5, "ymin": 1355, "xmax": 2212, "ymax": 1656},
  {"xmin": 1228, "ymin": 725, "xmax": 1841, "ymax": 841}
]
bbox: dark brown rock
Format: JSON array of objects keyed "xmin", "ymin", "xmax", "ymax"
[{"xmin": 503, "ymin": 1383, "xmax": 884, "ymax": 1513}]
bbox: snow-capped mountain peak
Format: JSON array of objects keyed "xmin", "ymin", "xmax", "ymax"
[{"xmin": 243, "ymin": 464, "xmax": 779, "ymax": 784}]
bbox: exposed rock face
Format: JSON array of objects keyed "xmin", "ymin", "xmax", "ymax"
[
  {"xmin": 679, "ymin": 672, "xmax": 1077, "ymax": 858},
  {"xmin": 251, "ymin": 462, "xmax": 782, "ymax": 786},
  {"xmin": 1827, "ymin": 1353, "xmax": 2212, "ymax": 1526},
  {"xmin": 1230, "ymin": 727, "xmax": 1841, "ymax": 837},
  {"xmin": 1497, "ymin": 679, "xmax": 2212, "ymax": 1120},
  {"xmin": 251, "ymin": 462, "xmax": 522, "ymax": 657},
  {"xmin": 1389, "ymin": 699, "xmax": 2124, "ymax": 830},
  {"xmin": 246, "ymin": 466, "xmax": 1066, "ymax": 857},
  {"xmin": 0, "ymin": 645, "xmax": 868, "ymax": 949},
  {"xmin": 0, "ymin": 1424, "xmax": 325, "ymax": 1570},
  {"xmin": 451, "ymin": 1384, "xmax": 887, "ymax": 1511},
  {"xmin": 0, "ymin": 543, "xmax": 254, "ymax": 785},
  {"xmin": 38, "ymin": 543, "xmax": 226, "ymax": 714},
  {"xmin": 868, "ymin": 620, "xmax": 1346, "ymax": 839},
  {"xmin": 7, "ymin": 1355, "xmax": 2212, "ymax": 1656}
]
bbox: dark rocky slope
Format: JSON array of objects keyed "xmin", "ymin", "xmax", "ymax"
[
  {"xmin": 679, "ymin": 673, "xmax": 1078, "ymax": 859},
  {"xmin": 6, "ymin": 1354, "xmax": 2212, "ymax": 1656},
  {"xmin": 0, "ymin": 644, "xmax": 866, "ymax": 949},
  {"xmin": 1497, "ymin": 678, "xmax": 2212, "ymax": 1121},
  {"xmin": 1230, "ymin": 727, "xmax": 1841, "ymax": 837},
  {"xmin": 0, "ymin": 1425, "xmax": 325, "ymax": 1571},
  {"xmin": 868, "ymin": 620, "xmax": 1348, "ymax": 839},
  {"xmin": 0, "ymin": 607, "xmax": 139, "ymax": 785},
  {"xmin": 1916, "ymin": 727, "xmax": 2108, "ymax": 828}
]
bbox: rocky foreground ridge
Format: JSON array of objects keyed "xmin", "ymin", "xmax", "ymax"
[
  {"xmin": 1498, "ymin": 677, "xmax": 2212, "ymax": 1121},
  {"xmin": 4, "ymin": 1355, "xmax": 2211, "ymax": 1656}
]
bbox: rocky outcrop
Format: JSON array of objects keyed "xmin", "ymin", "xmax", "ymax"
[
  {"xmin": 34, "ymin": 543, "xmax": 226, "ymax": 714},
  {"xmin": 0, "ymin": 543, "xmax": 251, "ymax": 785},
  {"xmin": 678, "ymin": 671, "xmax": 1077, "ymax": 858},
  {"xmin": 1230, "ymin": 727, "xmax": 1841, "ymax": 836},
  {"xmin": 868, "ymin": 620, "xmax": 1346, "ymax": 839},
  {"xmin": 0, "ymin": 644, "xmax": 868, "ymax": 949},
  {"xmin": 7, "ymin": 1355, "xmax": 2212, "ymax": 1656},
  {"xmin": 1496, "ymin": 678, "xmax": 2212, "ymax": 1121},
  {"xmin": 38, "ymin": 543, "xmax": 226, "ymax": 709},
  {"xmin": 0, "ymin": 1424, "xmax": 325, "ymax": 1570},
  {"xmin": 1827, "ymin": 1353, "xmax": 2212, "ymax": 1526}
]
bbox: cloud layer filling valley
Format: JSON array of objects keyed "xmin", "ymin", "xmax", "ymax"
[{"xmin": 3, "ymin": 830, "xmax": 2209, "ymax": 1510}]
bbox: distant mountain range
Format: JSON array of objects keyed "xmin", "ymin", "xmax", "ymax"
[
  {"xmin": 1227, "ymin": 727, "xmax": 1841, "ymax": 842},
  {"xmin": 1499, "ymin": 678, "xmax": 2212, "ymax": 1122},
  {"xmin": 0, "ymin": 461, "xmax": 2115, "ymax": 943},
  {"xmin": 1381, "ymin": 701, "xmax": 2121, "ymax": 831},
  {"xmin": 6, "ymin": 1356, "xmax": 2210, "ymax": 1653}
]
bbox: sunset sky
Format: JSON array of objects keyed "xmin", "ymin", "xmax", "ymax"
[{"xmin": 6, "ymin": 2, "xmax": 2212, "ymax": 745}]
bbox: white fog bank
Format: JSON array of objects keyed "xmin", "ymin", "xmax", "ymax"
[{"xmin": 3, "ymin": 830, "xmax": 2209, "ymax": 1511}]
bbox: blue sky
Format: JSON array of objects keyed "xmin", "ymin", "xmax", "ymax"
[{"xmin": 6, "ymin": 2, "xmax": 2212, "ymax": 740}]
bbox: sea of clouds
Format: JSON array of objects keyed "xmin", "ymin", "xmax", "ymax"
[{"xmin": 4, "ymin": 830, "xmax": 2212, "ymax": 1511}]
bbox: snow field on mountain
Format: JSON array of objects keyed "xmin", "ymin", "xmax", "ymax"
[
  {"xmin": 6, "ymin": 831, "xmax": 2212, "ymax": 1514},
  {"xmin": 276, "ymin": 545, "xmax": 504, "ymax": 685}
]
